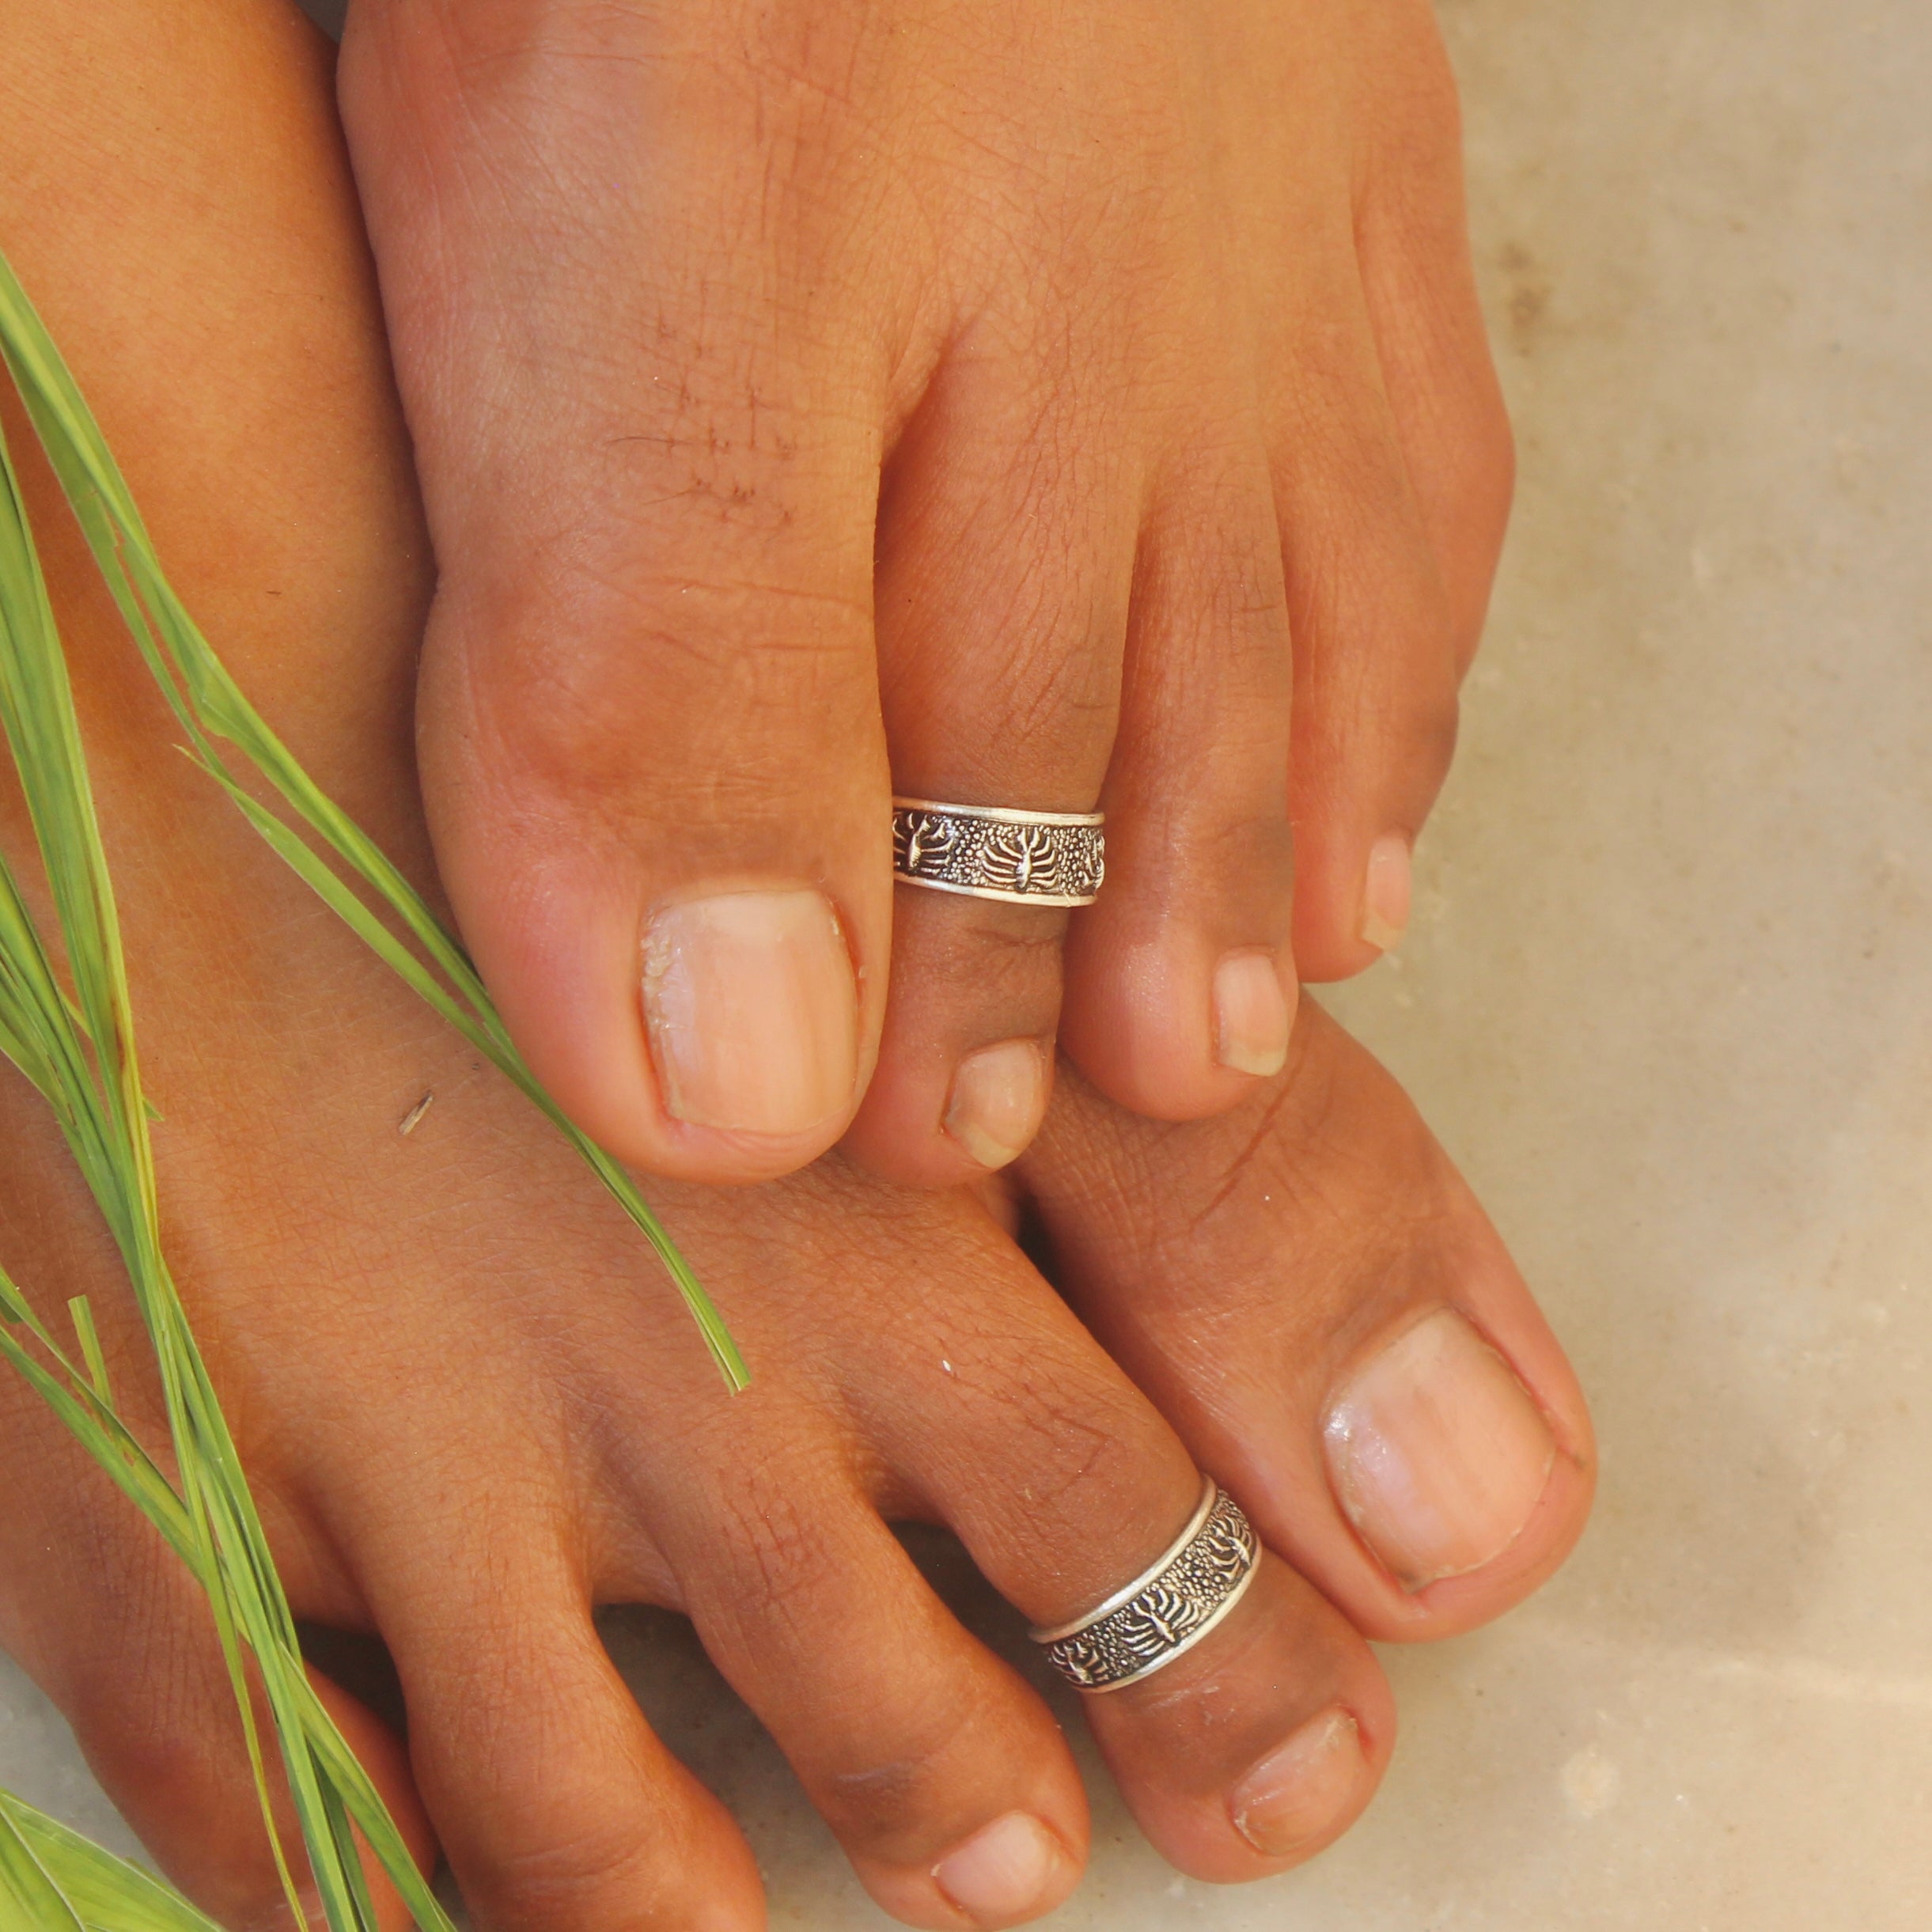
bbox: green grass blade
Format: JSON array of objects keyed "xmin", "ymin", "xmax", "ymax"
[
  {"xmin": 0, "ymin": 1794, "xmax": 224, "ymax": 1932},
  {"xmin": 0, "ymin": 246, "xmax": 744, "ymax": 1392},
  {"xmin": 0, "ymin": 223, "xmax": 759, "ymax": 1932},
  {"xmin": 66, "ymin": 1297, "xmax": 112, "ymax": 1405},
  {"xmin": 0, "ymin": 1796, "xmax": 89, "ymax": 1932},
  {"xmin": 0, "ymin": 371, "xmax": 451, "ymax": 1930}
]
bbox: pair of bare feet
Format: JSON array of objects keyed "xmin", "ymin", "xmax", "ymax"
[{"xmin": 0, "ymin": 4, "xmax": 1588, "ymax": 1932}]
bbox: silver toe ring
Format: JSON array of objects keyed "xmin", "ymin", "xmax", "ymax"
[
  {"xmin": 1029, "ymin": 1476, "xmax": 1260, "ymax": 1692},
  {"xmin": 892, "ymin": 797, "xmax": 1104, "ymax": 907}
]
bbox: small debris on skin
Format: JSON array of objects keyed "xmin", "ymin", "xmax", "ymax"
[{"xmin": 398, "ymin": 1092, "xmax": 434, "ymax": 1137}]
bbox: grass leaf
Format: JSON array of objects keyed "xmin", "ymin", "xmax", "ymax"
[
  {"xmin": 1, "ymin": 1794, "xmax": 225, "ymax": 1932},
  {"xmin": 0, "ymin": 223, "xmax": 753, "ymax": 1932},
  {"xmin": 0, "ymin": 248, "xmax": 744, "ymax": 1392},
  {"xmin": 0, "ymin": 258, "xmax": 466, "ymax": 1932}
]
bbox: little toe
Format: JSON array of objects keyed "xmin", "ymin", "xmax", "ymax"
[
  {"xmin": 1351, "ymin": 10, "xmax": 1516, "ymax": 679},
  {"xmin": 1021, "ymin": 1002, "xmax": 1595, "ymax": 1641}
]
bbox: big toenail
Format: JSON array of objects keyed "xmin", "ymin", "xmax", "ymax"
[
  {"xmin": 1229, "ymin": 1707, "xmax": 1366, "ymax": 1858},
  {"xmin": 1359, "ymin": 835, "xmax": 1412, "ymax": 953},
  {"xmin": 1322, "ymin": 1306, "xmax": 1555, "ymax": 1591},
  {"xmin": 1214, "ymin": 950, "xmax": 1294, "ymax": 1078},
  {"xmin": 642, "ymin": 888, "xmax": 858, "ymax": 1137},
  {"xmin": 944, "ymin": 1039, "xmax": 1051, "ymax": 1170},
  {"xmin": 931, "ymin": 1813, "xmax": 1068, "ymax": 1926}
]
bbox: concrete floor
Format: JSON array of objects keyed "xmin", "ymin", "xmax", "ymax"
[{"xmin": 6, "ymin": 0, "xmax": 1930, "ymax": 1924}]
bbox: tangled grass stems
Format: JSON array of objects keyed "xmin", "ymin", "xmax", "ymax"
[
  {"xmin": 0, "ymin": 399, "xmax": 411, "ymax": 1932},
  {"xmin": 0, "ymin": 254, "xmax": 744, "ymax": 1396},
  {"xmin": 0, "ymin": 245, "xmax": 735, "ymax": 1928},
  {"xmin": 0, "ymin": 335, "xmax": 440, "ymax": 1932}
]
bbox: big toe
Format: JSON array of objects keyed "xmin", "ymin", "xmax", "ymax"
[{"xmin": 1018, "ymin": 1001, "xmax": 1594, "ymax": 1641}]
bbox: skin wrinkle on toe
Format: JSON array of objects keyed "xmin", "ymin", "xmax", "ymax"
[{"xmin": 1322, "ymin": 1306, "xmax": 1556, "ymax": 1592}]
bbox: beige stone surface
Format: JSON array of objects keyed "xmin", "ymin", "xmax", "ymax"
[{"xmin": 6, "ymin": 0, "xmax": 1930, "ymax": 1923}]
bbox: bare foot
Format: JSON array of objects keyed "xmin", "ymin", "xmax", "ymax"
[{"xmin": 335, "ymin": 0, "xmax": 1513, "ymax": 1188}]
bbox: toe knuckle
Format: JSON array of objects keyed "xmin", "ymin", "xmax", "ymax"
[
  {"xmin": 464, "ymin": 565, "xmax": 873, "ymax": 828},
  {"xmin": 996, "ymin": 1372, "xmax": 1169, "ymax": 1521},
  {"xmin": 924, "ymin": 583, "xmax": 1122, "ymax": 789},
  {"xmin": 483, "ymin": 1806, "xmax": 670, "ymax": 1930},
  {"xmin": 704, "ymin": 1457, "xmax": 850, "ymax": 1638},
  {"xmin": 1210, "ymin": 805, "xmax": 1297, "ymax": 896},
  {"xmin": 1001, "ymin": 642, "xmax": 1119, "ymax": 754}
]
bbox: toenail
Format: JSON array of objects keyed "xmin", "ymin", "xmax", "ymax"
[
  {"xmin": 1359, "ymin": 835, "xmax": 1412, "ymax": 953},
  {"xmin": 1229, "ymin": 1707, "xmax": 1366, "ymax": 1858},
  {"xmin": 642, "ymin": 888, "xmax": 858, "ymax": 1138},
  {"xmin": 931, "ymin": 1812, "xmax": 1069, "ymax": 1926},
  {"xmin": 1213, "ymin": 950, "xmax": 1293, "ymax": 1077},
  {"xmin": 1322, "ymin": 1306, "xmax": 1555, "ymax": 1591},
  {"xmin": 944, "ymin": 1039, "xmax": 1051, "ymax": 1170}
]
